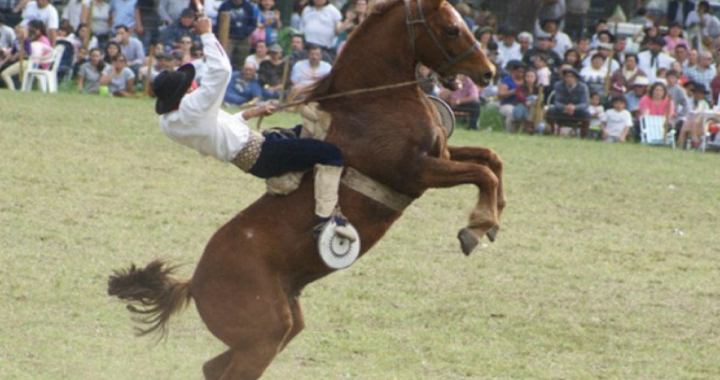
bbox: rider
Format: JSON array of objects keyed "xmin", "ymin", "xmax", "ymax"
[{"xmin": 152, "ymin": 16, "xmax": 357, "ymax": 242}]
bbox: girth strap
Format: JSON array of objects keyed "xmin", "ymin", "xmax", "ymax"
[{"xmin": 341, "ymin": 167, "xmax": 414, "ymax": 212}]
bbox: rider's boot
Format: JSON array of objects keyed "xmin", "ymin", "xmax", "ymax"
[{"xmin": 313, "ymin": 164, "xmax": 358, "ymax": 242}]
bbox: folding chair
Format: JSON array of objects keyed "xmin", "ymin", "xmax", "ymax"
[
  {"xmin": 21, "ymin": 44, "xmax": 65, "ymax": 93},
  {"xmin": 640, "ymin": 115, "xmax": 675, "ymax": 149}
]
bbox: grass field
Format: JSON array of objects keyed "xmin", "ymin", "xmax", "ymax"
[{"xmin": 1, "ymin": 91, "xmax": 719, "ymax": 380}]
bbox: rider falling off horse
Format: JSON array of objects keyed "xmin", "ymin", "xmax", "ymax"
[{"xmin": 152, "ymin": 16, "xmax": 357, "ymax": 242}]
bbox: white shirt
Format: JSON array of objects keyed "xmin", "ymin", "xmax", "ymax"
[
  {"xmin": 497, "ymin": 40, "xmax": 522, "ymax": 66},
  {"xmin": 0, "ymin": 24, "xmax": 15, "ymax": 49},
  {"xmin": 61, "ymin": 0, "xmax": 90, "ymax": 29},
  {"xmin": 159, "ymin": 33, "xmax": 251, "ymax": 162},
  {"xmin": 601, "ymin": 109, "xmax": 633, "ymax": 137},
  {"xmin": 21, "ymin": 1, "xmax": 59, "ymax": 30},
  {"xmin": 552, "ymin": 31, "xmax": 573, "ymax": 57},
  {"xmin": 300, "ymin": 4, "xmax": 342, "ymax": 49},
  {"xmin": 637, "ymin": 50, "xmax": 675, "ymax": 84},
  {"xmin": 686, "ymin": 11, "xmax": 720, "ymax": 38},
  {"xmin": 291, "ymin": 59, "xmax": 332, "ymax": 88}
]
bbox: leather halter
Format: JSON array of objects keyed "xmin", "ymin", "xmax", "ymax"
[{"xmin": 404, "ymin": 0, "xmax": 481, "ymax": 74}]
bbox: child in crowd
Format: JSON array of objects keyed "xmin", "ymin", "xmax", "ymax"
[
  {"xmin": 534, "ymin": 54, "xmax": 551, "ymax": 87},
  {"xmin": 601, "ymin": 95, "xmax": 633, "ymax": 143},
  {"xmin": 588, "ymin": 92, "xmax": 605, "ymax": 139}
]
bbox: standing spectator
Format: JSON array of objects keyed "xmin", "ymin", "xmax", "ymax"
[
  {"xmin": 685, "ymin": 51, "xmax": 715, "ymax": 96},
  {"xmin": 1, "ymin": 0, "xmax": 24, "ymax": 28},
  {"xmin": 257, "ymin": 43, "xmax": 284, "ymax": 99},
  {"xmin": 224, "ymin": 62, "xmax": 262, "ymax": 106},
  {"xmin": 667, "ymin": 0, "xmax": 695, "ymax": 26},
  {"xmin": 256, "ymin": 0, "xmax": 281, "ymax": 46},
  {"xmin": 522, "ymin": 34, "xmax": 561, "ymax": 74},
  {"xmin": 539, "ymin": 18, "xmax": 571, "ymax": 58},
  {"xmin": 334, "ymin": 0, "xmax": 360, "ymax": 51},
  {"xmin": 600, "ymin": 95, "xmax": 632, "ymax": 143},
  {"xmin": 81, "ymin": 0, "xmax": 112, "ymax": 47},
  {"xmin": 114, "ymin": 24, "xmax": 144, "ymax": 72},
  {"xmin": 538, "ymin": 0, "xmax": 565, "ymax": 22},
  {"xmin": 62, "ymin": 0, "xmax": 89, "ymax": 30},
  {"xmin": 135, "ymin": 0, "xmax": 160, "ymax": 50},
  {"xmin": 0, "ymin": 13, "xmax": 15, "ymax": 49},
  {"xmin": 110, "ymin": 0, "xmax": 137, "ymax": 32},
  {"xmin": 497, "ymin": 59, "xmax": 526, "ymax": 133},
  {"xmin": 628, "ymin": 7, "xmax": 653, "ymax": 27},
  {"xmin": 685, "ymin": 1, "xmax": 720, "ymax": 52},
  {"xmin": 157, "ymin": 0, "xmax": 187, "ymax": 26},
  {"xmin": 497, "ymin": 26, "xmax": 521, "ymax": 66},
  {"xmin": 20, "ymin": 0, "xmax": 57, "ymax": 45},
  {"xmin": 76, "ymin": 47, "xmax": 104, "ymax": 93},
  {"xmin": 299, "ymin": 0, "xmax": 341, "ymax": 54},
  {"xmin": 589, "ymin": 19, "xmax": 608, "ymax": 49},
  {"xmin": 291, "ymin": 43, "xmax": 330, "ymax": 90},
  {"xmin": 625, "ymin": 76, "xmax": 650, "ymax": 120},
  {"xmin": 159, "ymin": 7, "xmax": 197, "ymax": 50},
  {"xmin": 587, "ymin": 92, "xmax": 605, "ymax": 139},
  {"xmin": 638, "ymin": 36, "xmax": 675, "ymax": 84},
  {"xmin": 517, "ymin": 31, "xmax": 533, "ymax": 57},
  {"xmin": 217, "ymin": 0, "xmax": 257, "ymax": 70},
  {"xmin": 664, "ymin": 22, "xmax": 688, "ymax": 54},
  {"xmin": 666, "ymin": 69, "xmax": 690, "ymax": 132},
  {"xmin": 609, "ymin": 53, "xmax": 646, "ymax": 96},
  {"xmin": 439, "ymin": 74, "xmax": 481, "ymax": 130},
  {"xmin": 545, "ymin": 67, "xmax": 591, "ymax": 138},
  {"xmin": 99, "ymin": 52, "xmax": 135, "ymax": 96},
  {"xmin": 244, "ymin": 39, "xmax": 268, "ymax": 69}
]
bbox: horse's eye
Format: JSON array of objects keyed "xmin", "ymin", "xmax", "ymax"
[{"xmin": 444, "ymin": 25, "xmax": 460, "ymax": 37}]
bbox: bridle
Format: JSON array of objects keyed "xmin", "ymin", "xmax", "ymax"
[{"xmin": 404, "ymin": 0, "xmax": 481, "ymax": 75}]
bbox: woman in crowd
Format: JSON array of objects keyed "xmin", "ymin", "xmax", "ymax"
[
  {"xmin": 69, "ymin": 23, "xmax": 98, "ymax": 56},
  {"xmin": 103, "ymin": 41, "xmax": 121, "ymax": 64},
  {"xmin": 639, "ymin": 82, "xmax": 676, "ymax": 119},
  {"xmin": 300, "ymin": 0, "xmax": 342, "ymax": 54},
  {"xmin": 257, "ymin": 0, "xmax": 282, "ymax": 46},
  {"xmin": 244, "ymin": 40, "xmax": 269, "ymax": 69},
  {"xmin": 77, "ymin": 47, "xmax": 105, "ymax": 93},
  {"xmin": 99, "ymin": 53, "xmax": 135, "ymax": 97},
  {"xmin": 609, "ymin": 53, "xmax": 646, "ymax": 96},
  {"xmin": 1, "ymin": 20, "xmax": 52, "ymax": 91},
  {"xmin": 81, "ymin": 0, "xmax": 112, "ymax": 47},
  {"xmin": 512, "ymin": 68, "xmax": 542, "ymax": 134},
  {"xmin": 563, "ymin": 48, "xmax": 583, "ymax": 71},
  {"xmin": 335, "ymin": 0, "xmax": 366, "ymax": 51},
  {"xmin": 664, "ymin": 22, "xmax": 688, "ymax": 54}
]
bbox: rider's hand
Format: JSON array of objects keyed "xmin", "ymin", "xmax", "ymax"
[{"xmin": 195, "ymin": 17, "xmax": 212, "ymax": 35}]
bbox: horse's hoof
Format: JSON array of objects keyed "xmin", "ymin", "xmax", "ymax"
[
  {"xmin": 486, "ymin": 226, "xmax": 500, "ymax": 243},
  {"xmin": 457, "ymin": 228, "xmax": 479, "ymax": 256}
]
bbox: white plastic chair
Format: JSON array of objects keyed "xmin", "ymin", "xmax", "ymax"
[
  {"xmin": 640, "ymin": 115, "xmax": 675, "ymax": 149},
  {"xmin": 21, "ymin": 44, "xmax": 65, "ymax": 93}
]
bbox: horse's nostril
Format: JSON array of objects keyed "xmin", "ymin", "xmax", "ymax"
[{"xmin": 483, "ymin": 71, "xmax": 494, "ymax": 81}]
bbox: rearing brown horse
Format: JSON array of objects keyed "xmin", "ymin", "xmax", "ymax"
[{"xmin": 108, "ymin": 0, "xmax": 504, "ymax": 379}]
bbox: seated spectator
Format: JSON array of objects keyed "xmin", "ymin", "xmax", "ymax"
[
  {"xmin": 589, "ymin": 19, "xmax": 608, "ymax": 49},
  {"xmin": 137, "ymin": 51, "xmax": 173, "ymax": 88},
  {"xmin": 288, "ymin": 32, "xmax": 332, "ymax": 68},
  {"xmin": 497, "ymin": 59, "xmax": 526, "ymax": 133},
  {"xmin": 576, "ymin": 35, "xmax": 591, "ymax": 61},
  {"xmin": 103, "ymin": 40, "xmax": 121, "ymax": 63},
  {"xmin": 674, "ymin": 43, "xmax": 689, "ymax": 63},
  {"xmin": 291, "ymin": 44, "xmax": 331, "ymax": 90},
  {"xmin": 113, "ymin": 24, "xmax": 144, "ymax": 73},
  {"xmin": 416, "ymin": 63, "xmax": 439, "ymax": 96},
  {"xmin": 678, "ymin": 84, "xmax": 712, "ymax": 149},
  {"xmin": 517, "ymin": 31, "xmax": 533, "ymax": 57},
  {"xmin": 563, "ymin": 48, "xmax": 583, "ymax": 71},
  {"xmin": 711, "ymin": 62, "xmax": 720, "ymax": 105},
  {"xmin": 601, "ymin": 95, "xmax": 633, "ymax": 143},
  {"xmin": 224, "ymin": 62, "xmax": 263, "ymax": 106},
  {"xmin": 581, "ymin": 42, "xmax": 619, "ymax": 73},
  {"xmin": 625, "ymin": 75, "xmax": 650, "ymax": 119},
  {"xmin": 580, "ymin": 52, "xmax": 607, "ymax": 95},
  {"xmin": 68, "ymin": 23, "xmax": 97, "ymax": 57},
  {"xmin": 474, "ymin": 26, "xmax": 494, "ymax": 54},
  {"xmin": 545, "ymin": 67, "xmax": 591, "ymax": 138},
  {"xmin": 245, "ymin": 40, "xmax": 269, "ymax": 69},
  {"xmin": 588, "ymin": 92, "xmax": 605, "ymax": 139},
  {"xmin": 609, "ymin": 53, "xmax": 646, "ymax": 96},
  {"xmin": 159, "ymin": 8, "xmax": 198, "ymax": 51},
  {"xmin": 628, "ymin": 7, "xmax": 653, "ymax": 27},
  {"xmin": 0, "ymin": 14, "xmax": 14, "ymax": 52},
  {"xmin": 638, "ymin": 36, "xmax": 675, "ymax": 84},
  {"xmin": 685, "ymin": 51, "xmax": 715, "ymax": 98},
  {"xmin": 1, "ymin": 19, "xmax": 51, "ymax": 91},
  {"xmin": 189, "ymin": 44, "xmax": 206, "ymax": 84},
  {"xmin": 173, "ymin": 35, "xmax": 193, "ymax": 64},
  {"xmin": 497, "ymin": 25, "xmax": 521, "ymax": 66},
  {"xmin": 76, "ymin": 47, "xmax": 104, "ymax": 93},
  {"xmin": 666, "ymin": 69, "xmax": 691, "ymax": 130},
  {"xmin": 539, "ymin": 18, "xmax": 572, "ymax": 57},
  {"xmin": 0, "ymin": 24, "xmax": 27, "ymax": 89},
  {"xmin": 257, "ymin": 43, "xmax": 285, "ymax": 99},
  {"xmin": 639, "ymin": 82, "xmax": 676, "ymax": 124},
  {"xmin": 439, "ymin": 74, "xmax": 481, "ymax": 130},
  {"xmin": 170, "ymin": 49, "xmax": 186, "ymax": 67},
  {"xmin": 533, "ymin": 53, "xmax": 551, "ymax": 88},
  {"xmin": 512, "ymin": 68, "xmax": 542, "ymax": 134},
  {"xmin": 685, "ymin": 0, "xmax": 720, "ymax": 51},
  {"xmin": 99, "ymin": 53, "xmax": 135, "ymax": 96},
  {"xmin": 522, "ymin": 33, "xmax": 562, "ymax": 73}
]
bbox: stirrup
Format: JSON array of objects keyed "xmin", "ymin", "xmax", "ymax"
[{"xmin": 315, "ymin": 211, "xmax": 361, "ymax": 269}]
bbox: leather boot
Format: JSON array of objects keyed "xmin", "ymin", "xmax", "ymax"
[{"xmin": 314, "ymin": 165, "xmax": 358, "ymax": 242}]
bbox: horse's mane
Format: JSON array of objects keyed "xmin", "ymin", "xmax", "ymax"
[{"xmin": 303, "ymin": 0, "xmax": 411, "ymax": 102}]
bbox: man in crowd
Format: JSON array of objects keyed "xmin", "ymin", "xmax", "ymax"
[
  {"xmin": 224, "ymin": 62, "xmax": 263, "ymax": 106},
  {"xmin": 114, "ymin": 24, "xmax": 144, "ymax": 73},
  {"xmin": 638, "ymin": 36, "xmax": 675, "ymax": 83},
  {"xmin": 291, "ymin": 44, "xmax": 331, "ymax": 90},
  {"xmin": 685, "ymin": 51, "xmax": 715, "ymax": 97},
  {"xmin": 20, "ymin": 0, "xmax": 57, "ymax": 45},
  {"xmin": 546, "ymin": 67, "xmax": 591, "ymax": 138},
  {"xmin": 522, "ymin": 33, "xmax": 561, "ymax": 73},
  {"xmin": 160, "ymin": 8, "xmax": 198, "ymax": 49},
  {"xmin": 217, "ymin": 0, "xmax": 257, "ymax": 69},
  {"xmin": 496, "ymin": 25, "xmax": 521, "ymax": 66}
]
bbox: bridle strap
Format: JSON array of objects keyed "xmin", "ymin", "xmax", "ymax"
[{"xmin": 404, "ymin": 0, "xmax": 479, "ymax": 75}]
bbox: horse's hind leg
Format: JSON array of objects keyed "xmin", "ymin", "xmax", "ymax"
[
  {"xmin": 415, "ymin": 156, "xmax": 499, "ymax": 255},
  {"xmin": 447, "ymin": 146, "xmax": 506, "ymax": 241}
]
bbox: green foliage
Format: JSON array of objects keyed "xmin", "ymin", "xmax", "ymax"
[{"xmin": 1, "ymin": 92, "xmax": 719, "ymax": 380}]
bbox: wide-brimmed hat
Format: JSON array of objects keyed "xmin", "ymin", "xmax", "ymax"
[
  {"xmin": 153, "ymin": 64, "xmax": 195, "ymax": 115},
  {"xmin": 633, "ymin": 76, "xmax": 650, "ymax": 86}
]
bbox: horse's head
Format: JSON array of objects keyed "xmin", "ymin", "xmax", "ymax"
[{"xmin": 404, "ymin": 0, "xmax": 495, "ymax": 86}]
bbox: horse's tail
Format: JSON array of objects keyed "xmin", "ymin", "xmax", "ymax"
[{"xmin": 107, "ymin": 260, "xmax": 192, "ymax": 339}]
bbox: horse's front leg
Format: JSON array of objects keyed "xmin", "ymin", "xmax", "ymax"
[
  {"xmin": 447, "ymin": 145, "xmax": 506, "ymax": 239},
  {"xmin": 414, "ymin": 156, "xmax": 499, "ymax": 255}
]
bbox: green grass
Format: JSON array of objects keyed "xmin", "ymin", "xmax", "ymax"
[{"xmin": 1, "ymin": 91, "xmax": 719, "ymax": 380}]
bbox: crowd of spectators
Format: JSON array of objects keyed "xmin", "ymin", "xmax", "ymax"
[{"xmin": 1, "ymin": 0, "xmax": 720, "ymax": 148}]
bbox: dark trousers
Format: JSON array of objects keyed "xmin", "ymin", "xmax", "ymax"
[
  {"xmin": 452, "ymin": 101, "xmax": 481, "ymax": 130},
  {"xmin": 249, "ymin": 137, "xmax": 343, "ymax": 179}
]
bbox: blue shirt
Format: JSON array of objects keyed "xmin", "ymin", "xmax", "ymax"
[
  {"xmin": 111, "ymin": 0, "xmax": 137, "ymax": 28},
  {"xmin": 224, "ymin": 72, "xmax": 263, "ymax": 105},
  {"xmin": 500, "ymin": 75, "xmax": 517, "ymax": 105},
  {"xmin": 217, "ymin": 0, "xmax": 257, "ymax": 40}
]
